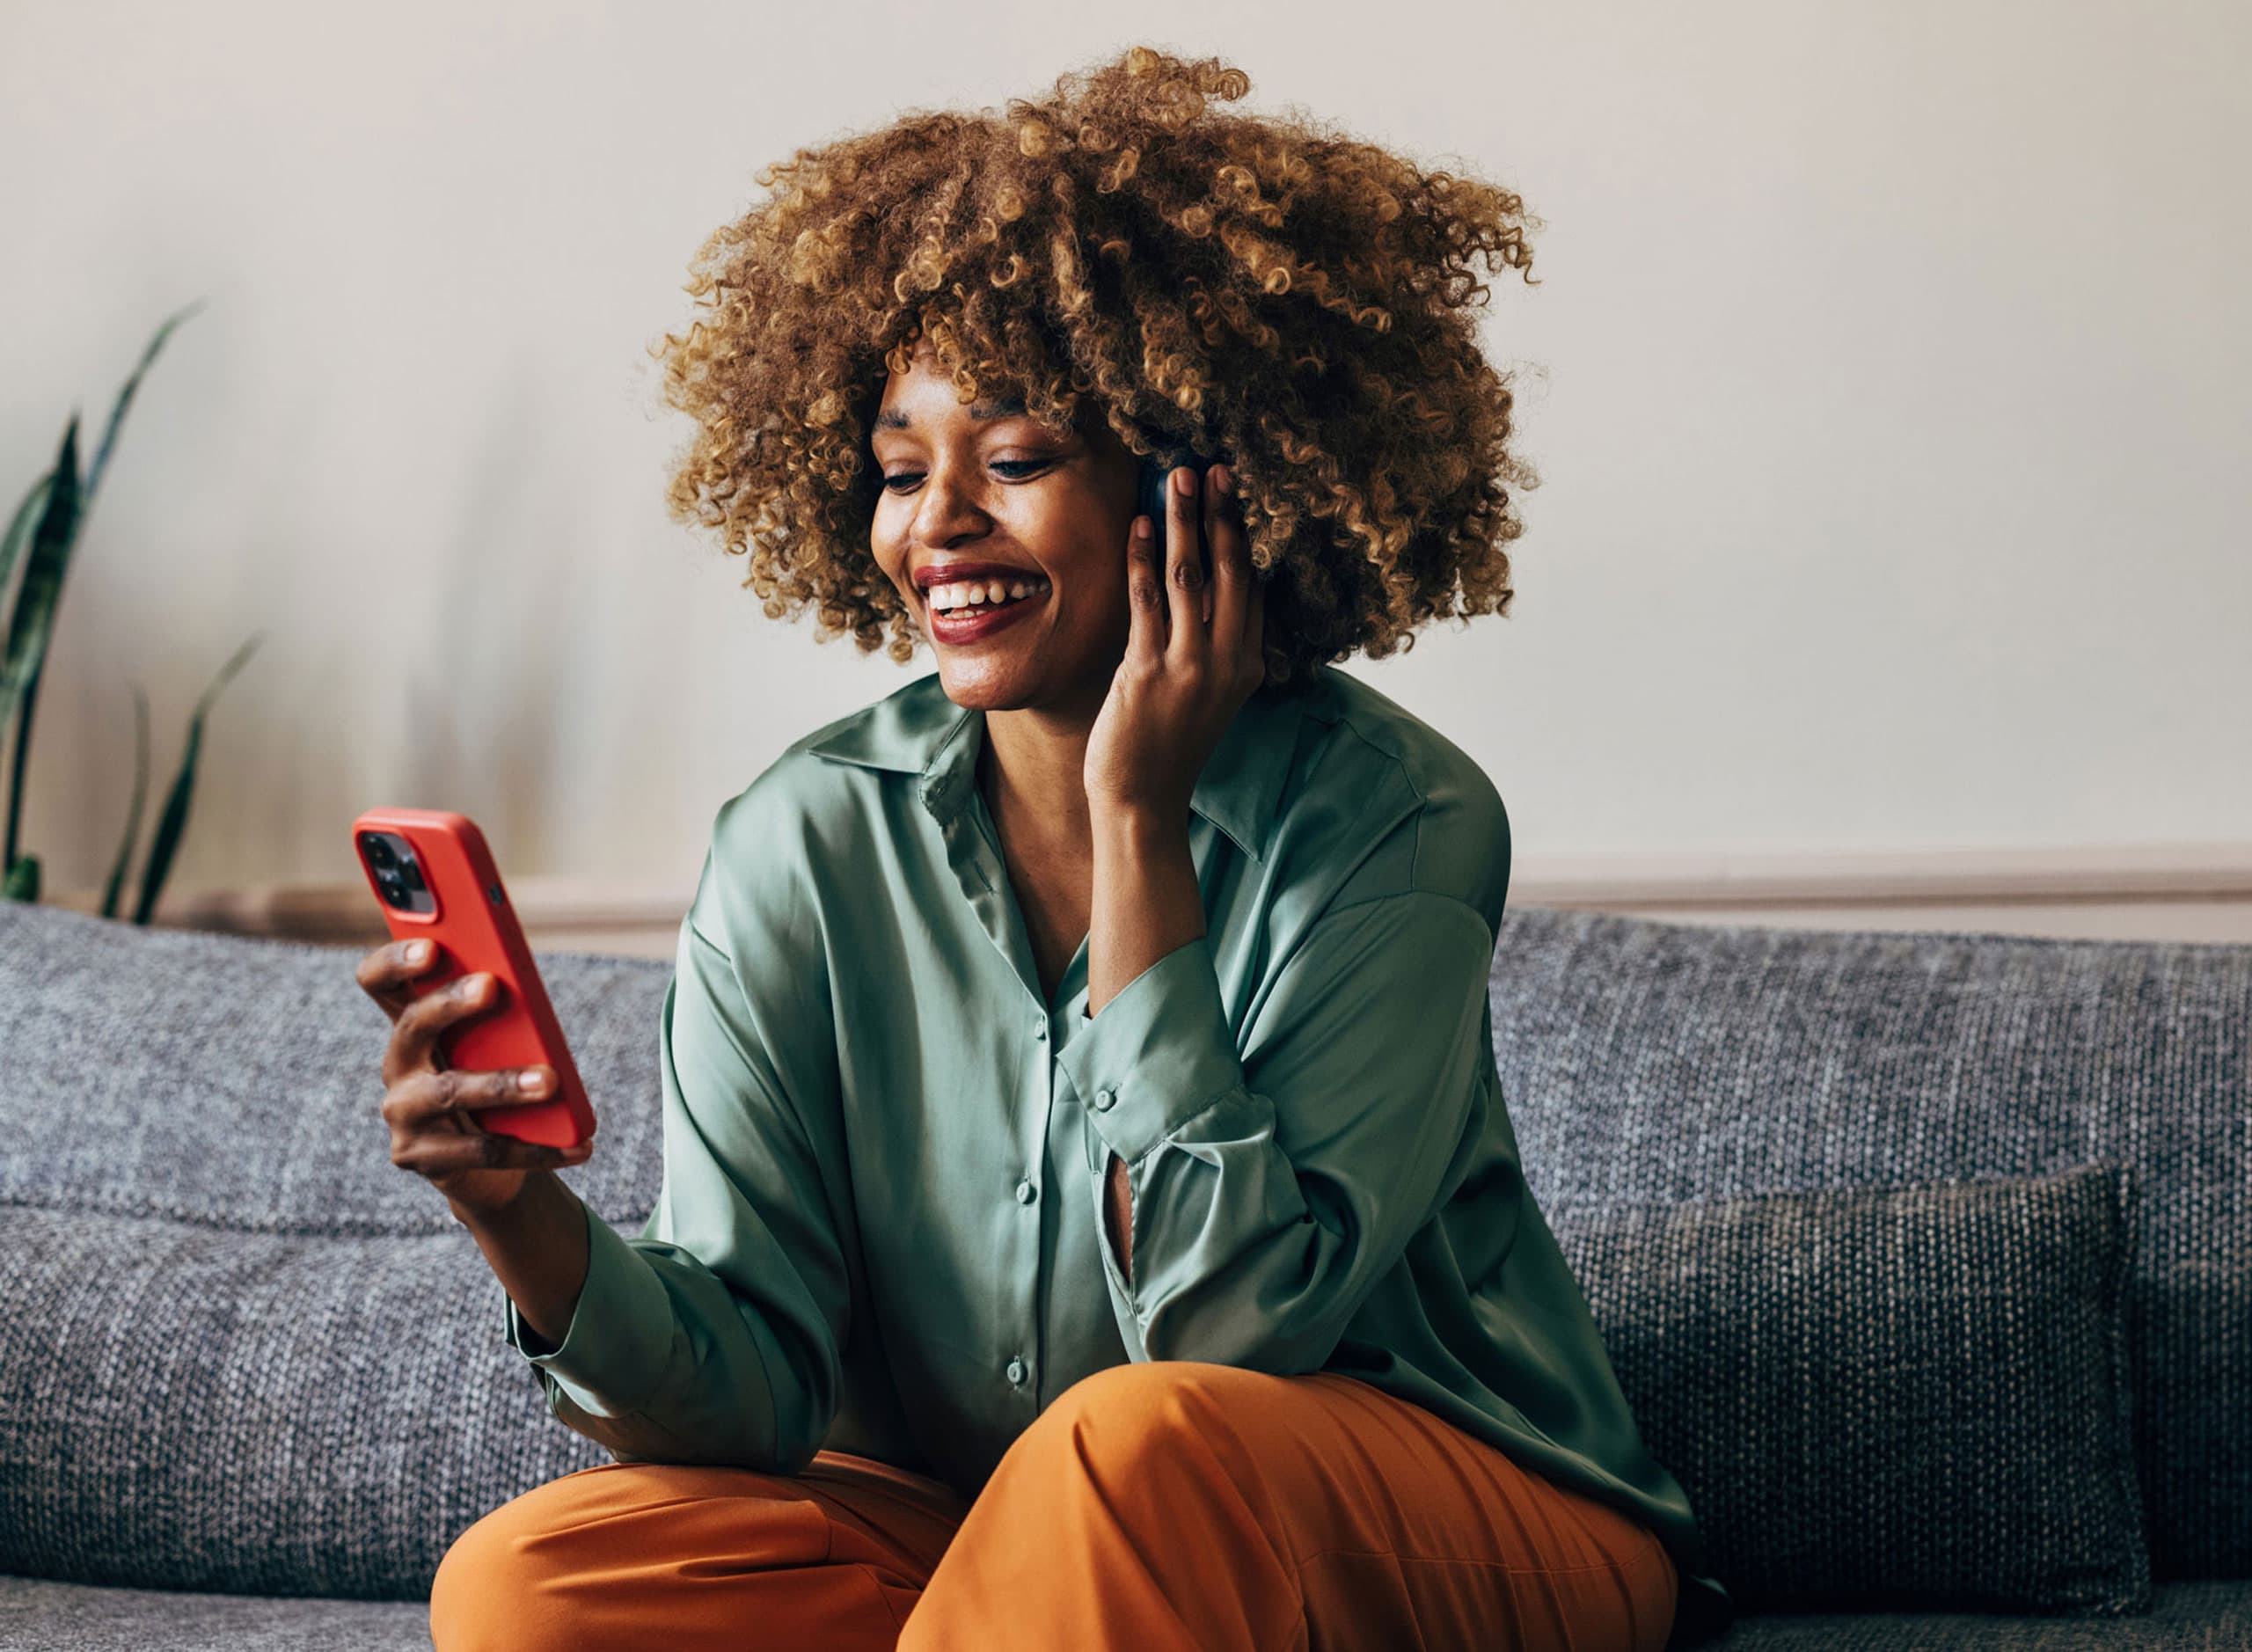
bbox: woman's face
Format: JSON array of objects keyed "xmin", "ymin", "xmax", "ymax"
[{"xmin": 868, "ymin": 343, "xmax": 1141, "ymax": 714}]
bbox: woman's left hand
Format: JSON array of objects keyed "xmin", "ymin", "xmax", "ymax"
[{"xmin": 1084, "ymin": 462, "xmax": 1267, "ymax": 823}]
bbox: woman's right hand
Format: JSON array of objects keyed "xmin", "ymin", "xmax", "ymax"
[{"xmin": 357, "ymin": 937, "xmax": 593, "ymax": 1220}]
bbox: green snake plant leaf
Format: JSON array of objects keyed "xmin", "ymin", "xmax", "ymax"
[
  {"xmin": 2, "ymin": 420, "xmax": 84, "ymax": 886},
  {"xmin": 131, "ymin": 631, "xmax": 263, "ymax": 925},
  {"xmin": 2, "ymin": 852, "xmax": 37, "ymax": 903},
  {"xmin": 1, "ymin": 420, "xmax": 82, "ymax": 736},
  {"xmin": 0, "ymin": 470, "xmax": 54, "ymax": 614},
  {"xmin": 4, "ymin": 309, "xmax": 203, "ymax": 907},
  {"xmin": 86, "ymin": 302, "xmax": 204, "ymax": 501},
  {"xmin": 101, "ymin": 683, "xmax": 152, "ymax": 921}
]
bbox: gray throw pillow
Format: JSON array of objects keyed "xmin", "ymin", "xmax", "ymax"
[{"xmin": 1543, "ymin": 1161, "xmax": 2150, "ymax": 1617}]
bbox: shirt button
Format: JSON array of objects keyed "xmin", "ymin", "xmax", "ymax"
[
  {"xmin": 1093, "ymin": 1087, "xmax": 1116, "ymax": 1111},
  {"xmin": 1015, "ymin": 1178, "xmax": 1036, "ymax": 1204},
  {"xmin": 1034, "ymin": 1023, "xmax": 1048, "ymax": 1042},
  {"xmin": 1006, "ymin": 1357, "xmax": 1027, "ymax": 1385}
]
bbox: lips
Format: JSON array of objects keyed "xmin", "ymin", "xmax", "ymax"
[
  {"xmin": 913, "ymin": 561, "xmax": 1043, "ymax": 593},
  {"xmin": 925, "ymin": 582, "xmax": 1049, "ymax": 644}
]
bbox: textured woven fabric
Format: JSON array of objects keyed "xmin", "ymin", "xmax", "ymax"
[
  {"xmin": 2, "ymin": 890, "xmax": 2245, "ymax": 1634},
  {"xmin": 1709, "ymin": 1580, "xmax": 2250, "ymax": 1649},
  {"xmin": 4, "ymin": 1575, "xmax": 2244, "ymax": 1652},
  {"xmin": 1546, "ymin": 1162, "xmax": 2146, "ymax": 1614},
  {"xmin": 0, "ymin": 1574, "xmax": 430, "ymax": 1650},
  {"xmin": 0, "ymin": 902, "xmax": 663, "ymax": 1597},
  {"xmin": 1488, "ymin": 909, "xmax": 2248, "ymax": 1585}
]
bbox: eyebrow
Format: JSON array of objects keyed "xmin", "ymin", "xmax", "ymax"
[{"xmin": 873, "ymin": 393, "xmax": 1027, "ymax": 433}]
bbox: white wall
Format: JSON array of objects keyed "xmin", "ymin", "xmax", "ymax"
[{"xmin": 3, "ymin": 0, "xmax": 2245, "ymax": 905}]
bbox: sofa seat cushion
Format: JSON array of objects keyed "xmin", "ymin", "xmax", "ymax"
[
  {"xmin": 4, "ymin": 1576, "xmax": 2246, "ymax": 1652},
  {"xmin": 1546, "ymin": 1162, "xmax": 2149, "ymax": 1616},
  {"xmin": 0, "ymin": 1573, "xmax": 431, "ymax": 1651},
  {"xmin": 1706, "ymin": 1581, "xmax": 2252, "ymax": 1648},
  {"xmin": 0, "ymin": 1204, "xmax": 611, "ymax": 1597}
]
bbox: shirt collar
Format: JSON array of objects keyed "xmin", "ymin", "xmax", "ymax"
[{"xmin": 801, "ymin": 669, "xmax": 1308, "ymax": 864}]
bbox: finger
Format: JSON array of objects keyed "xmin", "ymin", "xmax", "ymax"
[
  {"xmin": 356, "ymin": 936, "xmax": 441, "ymax": 1021},
  {"xmin": 1166, "ymin": 464, "xmax": 1208, "ymax": 663},
  {"xmin": 394, "ymin": 1129, "xmax": 592, "ymax": 1179},
  {"xmin": 384, "ymin": 1062, "xmax": 572, "ymax": 1138},
  {"xmin": 1124, "ymin": 515, "xmax": 1165, "ymax": 669},
  {"xmin": 385, "ymin": 1062, "xmax": 569, "ymax": 1131},
  {"xmin": 384, "ymin": 970, "xmax": 500, "ymax": 1084},
  {"xmin": 1207, "ymin": 464, "xmax": 1247, "ymax": 644}
]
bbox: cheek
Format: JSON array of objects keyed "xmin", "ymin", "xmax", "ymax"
[{"xmin": 868, "ymin": 523, "xmax": 909, "ymax": 593}]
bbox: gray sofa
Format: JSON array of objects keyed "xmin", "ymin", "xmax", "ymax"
[{"xmin": 1, "ymin": 894, "xmax": 2244, "ymax": 1648}]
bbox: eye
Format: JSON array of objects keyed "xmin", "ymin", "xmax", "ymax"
[{"xmin": 880, "ymin": 458, "xmax": 1052, "ymax": 493}]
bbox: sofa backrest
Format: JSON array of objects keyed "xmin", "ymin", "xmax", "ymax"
[
  {"xmin": 1, "ymin": 898, "xmax": 2244, "ymax": 1594},
  {"xmin": 0, "ymin": 901, "xmax": 677, "ymax": 1598},
  {"xmin": 1485, "ymin": 907, "xmax": 2248, "ymax": 1584}
]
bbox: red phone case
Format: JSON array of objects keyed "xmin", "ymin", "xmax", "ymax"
[{"xmin": 350, "ymin": 808, "xmax": 596, "ymax": 1150}]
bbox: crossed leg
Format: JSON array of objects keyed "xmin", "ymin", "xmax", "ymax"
[
  {"xmin": 428, "ymin": 1449, "xmax": 968, "ymax": 1651},
  {"xmin": 897, "ymin": 1362, "xmax": 1677, "ymax": 1652},
  {"xmin": 433, "ymin": 1362, "xmax": 1675, "ymax": 1652}
]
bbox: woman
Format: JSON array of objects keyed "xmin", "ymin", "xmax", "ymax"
[{"xmin": 383, "ymin": 44, "xmax": 1731, "ymax": 1650}]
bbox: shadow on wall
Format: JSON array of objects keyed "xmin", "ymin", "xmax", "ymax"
[{"xmin": 398, "ymin": 348, "xmax": 577, "ymax": 872}]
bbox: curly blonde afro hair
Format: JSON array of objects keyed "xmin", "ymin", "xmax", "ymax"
[{"xmin": 652, "ymin": 43, "xmax": 1543, "ymax": 691}]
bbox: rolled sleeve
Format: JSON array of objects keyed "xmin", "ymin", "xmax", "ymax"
[
  {"xmin": 1057, "ymin": 891, "xmax": 1499, "ymax": 1376},
  {"xmin": 1055, "ymin": 932, "xmax": 1246, "ymax": 1166},
  {"xmin": 501, "ymin": 1198, "xmax": 676, "ymax": 1418}
]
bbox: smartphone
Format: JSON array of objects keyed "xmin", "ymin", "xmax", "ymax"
[{"xmin": 350, "ymin": 808, "xmax": 596, "ymax": 1150}]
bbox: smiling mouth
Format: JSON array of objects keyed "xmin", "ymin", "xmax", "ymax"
[{"xmin": 923, "ymin": 576, "xmax": 1052, "ymax": 618}]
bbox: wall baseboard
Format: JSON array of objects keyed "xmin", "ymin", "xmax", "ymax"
[
  {"xmin": 41, "ymin": 841, "xmax": 2252, "ymax": 955},
  {"xmin": 1507, "ymin": 839, "xmax": 2252, "ymax": 945}
]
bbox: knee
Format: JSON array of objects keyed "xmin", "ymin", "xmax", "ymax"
[
  {"xmin": 1028, "ymin": 1359, "xmax": 1267, "ymax": 1471},
  {"xmin": 428, "ymin": 1477, "xmax": 586, "ymax": 1652},
  {"xmin": 429, "ymin": 1503, "xmax": 503, "ymax": 1651}
]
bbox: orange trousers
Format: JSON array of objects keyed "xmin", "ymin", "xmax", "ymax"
[{"xmin": 431, "ymin": 1361, "xmax": 1677, "ymax": 1651}]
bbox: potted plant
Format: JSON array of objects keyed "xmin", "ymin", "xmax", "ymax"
[{"xmin": 0, "ymin": 303, "xmax": 264, "ymax": 920}]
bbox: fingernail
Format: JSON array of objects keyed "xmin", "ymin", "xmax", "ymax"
[
  {"xmin": 1174, "ymin": 466, "xmax": 1195, "ymax": 497},
  {"xmin": 518, "ymin": 1069, "xmax": 545, "ymax": 1093},
  {"xmin": 1134, "ymin": 516, "xmax": 1152, "ymax": 539},
  {"xmin": 1214, "ymin": 466, "xmax": 1234, "ymax": 496},
  {"xmin": 407, "ymin": 940, "xmax": 429, "ymax": 961}
]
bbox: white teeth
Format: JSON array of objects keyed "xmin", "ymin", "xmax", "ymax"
[{"xmin": 929, "ymin": 575, "xmax": 1049, "ymax": 613}]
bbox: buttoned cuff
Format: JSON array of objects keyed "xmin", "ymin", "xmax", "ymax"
[
  {"xmin": 501, "ymin": 1196, "xmax": 676, "ymax": 1418},
  {"xmin": 1057, "ymin": 932, "xmax": 1247, "ymax": 1166}
]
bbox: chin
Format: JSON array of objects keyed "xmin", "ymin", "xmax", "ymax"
[{"xmin": 933, "ymin": 657, "xmax": 1039, "ymax": 709}]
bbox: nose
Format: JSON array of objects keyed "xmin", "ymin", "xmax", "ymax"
[{"xmin": 910, "ymin": 459, "xmax": 993, "ymax": 549}]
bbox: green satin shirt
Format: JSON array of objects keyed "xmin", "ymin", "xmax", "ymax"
[{"xmin": 502, "ymin": 662, "xmax": 1732, "ymax": 1641}]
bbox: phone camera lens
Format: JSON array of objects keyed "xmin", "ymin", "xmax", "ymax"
[{"xmin": 366, "ymin": 837, "xmax": 396, "ymax": 868}]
